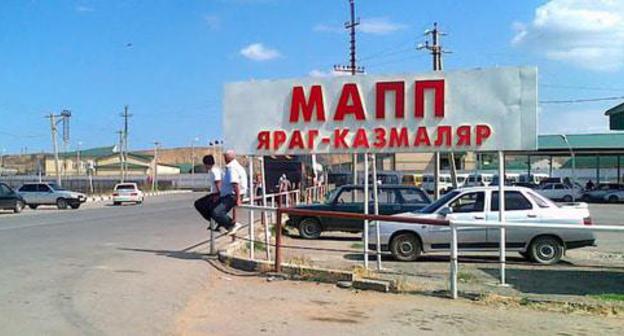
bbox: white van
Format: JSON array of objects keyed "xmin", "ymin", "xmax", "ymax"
[
  {"xmin": 422, "ymin": 174, "xmax": 453, "ymax": 194},
  {"xmin": 519, "ymin": 173, "xmax": 549, "ymax": 185},
  {"xmin": 464, "ymin": 173, "xmax": 494, "ymax": 187}
]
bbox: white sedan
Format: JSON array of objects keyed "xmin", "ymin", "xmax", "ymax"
[
  {"xmin": 536, "ymin": 183, "xmax": 583, "ymax": 202},
  {"xmin": 112, "ymin": 183, "xmax": 144, "ymax": 205},
  {"xmin": 370, "ymin": 186, "xmax": 595, "ymax": 264}
]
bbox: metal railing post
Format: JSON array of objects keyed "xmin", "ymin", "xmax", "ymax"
[
  {"xmin": 498, "ymin": 150, "xmax": 506, "ymax": 286},
  {"xmin": 275, "ymin": 208, "xmax": 283, "ymax": 273},
  {"xmin": 210, "ymin": 219, "xmax": 216, "ymax": 255},
  {"xmin": 450, "ymin": 224, "xmax": 458, "ymax": 299}
]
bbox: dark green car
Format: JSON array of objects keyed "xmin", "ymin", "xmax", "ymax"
[{"xmin": 286, "ymin": 184, "xmax": 431, "ymax": 239}]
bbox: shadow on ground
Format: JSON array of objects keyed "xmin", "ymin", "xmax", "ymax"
[{"xmin": 480, "ymin": 267, "xmax": 624, "ymax": 295}]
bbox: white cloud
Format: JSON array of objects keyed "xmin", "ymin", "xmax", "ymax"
[
  {"xmin": 240, "ymin": 43, "xmax": 281, "ymax": 61},
  {"xmin": 75, "ymin": 5, "xmax": 94, "ymax": 13},
  {"xmin": 314, "ymin": 17, "xmax": 407, "ymax": 35},
  {"xmin": 203, "ymin": 15, "xmax": 221, "ymax": 30},
  {"xmin": 512, "ymin": 0, "xmax": 624, "ymax": 71},
  {"xmin": 359, "ymin": 17, "xmax": 407, "ymax": 35}
]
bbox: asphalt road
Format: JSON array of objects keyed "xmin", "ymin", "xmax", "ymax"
[{"xmin": 0, "ymin": 192, "xmax": 216, "ymax": 336}]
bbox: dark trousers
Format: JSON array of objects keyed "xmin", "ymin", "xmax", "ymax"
[
  {"xmin": 194, "ymin": 193, "xmax": 220, "ymax": 224},
  {"xmin": 210, "ymin": 195, "xmax": 236, "ymax": 229}
]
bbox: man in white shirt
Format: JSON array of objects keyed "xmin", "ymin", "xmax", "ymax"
[
  {"xmin": 194, "ymin": 155, "xmax": 222, "ymax": 227},
  {"xmin": 210, "ymin": 150, "xmax": 247, "ymax": 235}
]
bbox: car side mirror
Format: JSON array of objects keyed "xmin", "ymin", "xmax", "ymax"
[{"xmin": 439, "ymin": 206, "xmax": 453, "ymax": 217}]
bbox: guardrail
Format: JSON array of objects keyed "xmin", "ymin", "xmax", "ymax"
[
  {"xmin": 448, "ymin": 220, "xmax": 624, "ymax": 299},
  {"xmin": 212, "ymin": 203, "xmax": 624, "ymax": 300}
]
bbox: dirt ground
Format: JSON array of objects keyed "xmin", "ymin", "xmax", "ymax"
[{"xmin": 174, "ymin": 263, "xmax": 624, "ymax": 336}]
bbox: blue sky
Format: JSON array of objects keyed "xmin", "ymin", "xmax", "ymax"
[{"xmin": 1, "ymin": 0, "xmax": 624, "ymax": 154}]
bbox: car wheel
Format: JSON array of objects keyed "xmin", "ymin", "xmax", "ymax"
[
  {"xmin": 113, "ymin": 201, "xmax": 121, "ymax": 206},
  {"xmin": 70, "ymin": 204, "xmax": 80, "ymax": 209},
  {"xmin": 608, "ymin": 195, "xmax": 619, "ymax": 203},
  {"xmin": 529, "ymin": 236, "xmax": 563, "ymax": 265},
  {"xmin": 562, "ymin": 195, "xmax": 573, "ymax": 202},
  {"xmin": 390, "ymin": 232, "xmax": 421, "ymax": 262},
  {"xmin": 14, "ymin": 200, "xmax": 25, "ymax": 213},
  {"xmin": 56, "ymin": 198, "xmax": 68, "ymax": 210},
  {"xmin": 28, "ymin": 204, "xmax": 38, "ymax": 210},
  {"xmin": 298, "ymin": 218, "xmax": 322, "ymax": 239}
]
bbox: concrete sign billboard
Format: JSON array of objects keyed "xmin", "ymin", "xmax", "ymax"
[{"xmin": 224, "ymin": 66, "xmax": 537, "ymax": 155}]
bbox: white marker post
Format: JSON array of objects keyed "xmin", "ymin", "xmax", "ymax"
[
  {"xmin": 498, "ymin": 150, "xmax": 506, "ymax": 286},
  {"xmin": 363, "ymin": 153, "xmax": 370, "ymax": 269},
  {"xmin": 248, "ymin": 157, "xmax": 255, "ymax": 260},
  {"xmin": 372, "ymin": 154, "xmax": 381, "ymax": 270},
  {"xmin": 260, "ymin": 156, "xmax": 271, "ymax": 261},
  {"xmin": 450, "ymin": 224, "xmax": 458, "ymax": 299}
]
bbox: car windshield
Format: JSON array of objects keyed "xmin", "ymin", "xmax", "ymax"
[
  {"xmin": 418, "ymin": 191, "xmax": 460, "ymax": 214},
  {"xmin": 48, "ymin": 183, "xmax": 66, "ymax": 191},
  {"xmin": 116, "ymin": 184, "xmax": 136, "ymax": 190},
  {"xmin": 324, "ymin": 189, "xmax": 341, "ymax": 204}
]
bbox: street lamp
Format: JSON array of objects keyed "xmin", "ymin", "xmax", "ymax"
[{"xmin": 560, "ymin": 134, "xmax": 576, "ymax": 201}]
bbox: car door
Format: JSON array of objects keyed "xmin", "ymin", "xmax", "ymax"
[
  {"xmin": 372, "ymin": 188, "xmax": 400, "ymax": 215},
  {"xmin": 426, "ymin": 191, "xmax": 488, "ymax": 250},
  {"xmin": 18, "ymin": 184, "xmax": 37, "ymax": 204},
  {"xmin": 326, "ymin": 187, "xmax": 364, "ymax": 231},
  {"xmin": 37, "ymin": 184, "xmax": 54, "ymax": 204},
  {"xmin": 0, "ymin": 184, "xmax": 13, "ymax": 208},
  {"xmin": 486, "ymin": 190, "xmax": 538, "ymax": 249}
]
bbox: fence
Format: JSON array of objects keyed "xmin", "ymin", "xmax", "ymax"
[
  {"xmin": 208, "ymin": 202, "xmax": 624, "ymax": 299},
  {"xmin": 448, "ymin": 220, "xmax": 624, "ymax": 299}
]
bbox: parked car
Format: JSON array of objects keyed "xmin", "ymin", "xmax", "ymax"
[
  {"xmin": 536, "ymin": 183, "xmax": 583, "ymax": 202},
  {"xmin": 512, "ymin": 182, "xmax": 539, "ymax": 189},
  {"xmin": 0, "ymin": 182, "xmax": 26, "ymax": 213},
  {"xmin": 112, "ymin": 183, "xmax": 144, "ymax": 205},
  {"xmin": 582, "ymin": 183, "xmax": 624, "ymax": 202},
  {"xmin": 371, "ymin": 186, "xmax": 595, "ymax": 264},
  {"xmin": 422, "ymin": 174, "xmax": 453, "ymax": 194},
  {"xmin": 17, "ymin": 182, "xmax": 86, "ymax": 210},
  {"xmin": 286, "ymin": 185, "xmax": 431, "ymax": 239},
  {"xmin": 401, "ymin": 173, "xmax": 423, "ymax": 187},
  {"xmin": 463, "ymin": 173, "xmax": 494, "ymax": 187}
]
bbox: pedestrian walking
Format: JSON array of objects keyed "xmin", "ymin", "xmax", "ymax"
[
  {"xmin": 194, "ymin": 155, "xmax": 222, "ymax": 228},
  {"xmin": 210, "ymin": 150, "xmax": 247, "ymax": 235}
]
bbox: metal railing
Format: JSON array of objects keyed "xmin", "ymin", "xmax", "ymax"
[
  {"xmin": 448, "ymin": 220, "xmax": 624, "ymax": 299},
  {"xmin": 273, "ymin": 208, "xmax": 449, "ymax": 273},
  {"xmin": 210, "ymin": 202, "xmax": 624, "ymax": 300}
]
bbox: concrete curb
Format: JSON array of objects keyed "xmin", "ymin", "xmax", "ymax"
[
  {"xmin": 217, "ymin": 252, "xmax": 354, "ymax": 283},
  {"xmin": 84, "ymin": 189, "xmax": 192, "ymax": 204}
]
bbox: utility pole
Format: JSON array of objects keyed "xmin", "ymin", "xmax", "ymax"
[
  {"xmin": 334, "ymin": 0, "xmax": 364, "ymax": 189},
  {"xmin": 76, "ymin": 141, "xmax": 82, "ymax": 176},
  {"xmin": 152, "ymin": 141, "xmax": 160, "ymax": 191},
  {"xmin": 46, "ymin": 111, "xmax": 71, "ymax": 186},
  {"xmin": 117, "ymin": 130, "xmax": 124, "ymax": 183},
  {"xmin": 418, "ymin": 23, "xmax": 456, "ymax": 197},
  {"xmin": 333, "ymin": 0, "xmax": 365, "ymax": 75},
  {"xmin": 120, "ymin": 105, "xmax": 132, "ymax": 181}
]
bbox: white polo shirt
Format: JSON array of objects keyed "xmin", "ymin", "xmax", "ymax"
[
  {"xmin": 207, "ymin": 166, "xmax": 222, "ymax": 193},
  {"xmin": 220, "ymin": 159, "xmax": 248, "ymax": 197}
]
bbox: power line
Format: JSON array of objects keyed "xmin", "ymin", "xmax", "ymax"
[
  {"xmin": 539, "ymin": 96, "xmax": 624, "ymax": 104},
  {"xmin": 540, "ymin": 84, "xmax": 624, "ymax": 92}
]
